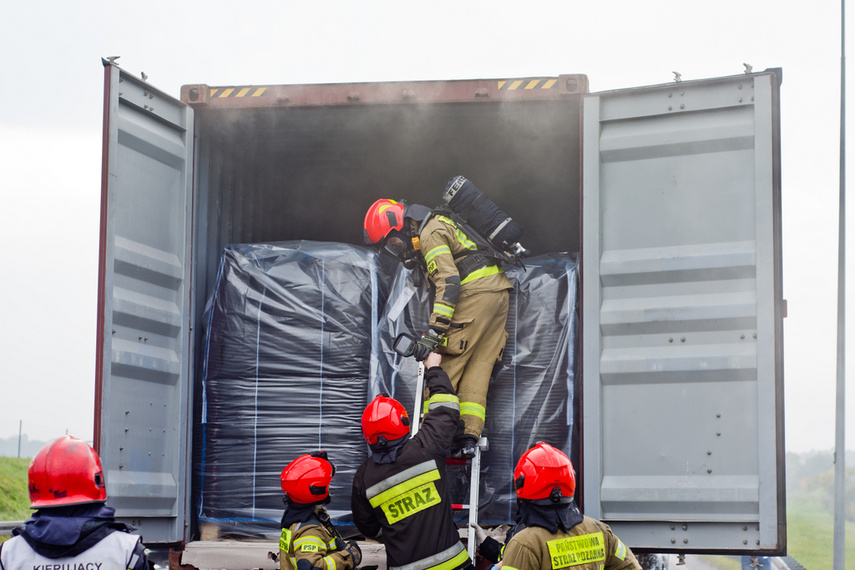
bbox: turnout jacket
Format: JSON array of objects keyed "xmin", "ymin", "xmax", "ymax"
[
  {"xmin": 0, "ymin": 504, "xmax": 149, "ymax": 570},
  {"xmin": 501, "ymin": 516, "xmax": 641, "ymax": 570},
  {"xmin": 351, "ymin": 366, "xmax": 469, "ymax": 570},
  {"xmin": 279, "ymin": 505, "xmax": 354, "ymax": 570},
  {"xmin": 419, "ymin": 215, "xmax": 513, "ymax": 336}
]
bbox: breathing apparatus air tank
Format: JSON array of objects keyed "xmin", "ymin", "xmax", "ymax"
[{"xmin": 441, "ymin": 176, "xmax": 529, "ymax": 261}]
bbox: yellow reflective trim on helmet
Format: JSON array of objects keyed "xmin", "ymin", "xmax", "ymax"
[
  {"xmin": 377, "ymin": 200, "xmax": 399, "ymax": 214},
  {"xmin": 460, "ymin": 264, "xmax": 502, "ymax": 285},
  {"xmin": 425, "ymin": 244, "xmax": 451, "ymax": 262},
  {"xmin": 460, "ymin": 402, "xmax": 486, "ymax": 421}
]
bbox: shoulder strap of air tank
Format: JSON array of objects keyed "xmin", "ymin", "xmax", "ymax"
[{"xmin": 428, "ymin": 206, "xmax": 512, "ymax": 266}]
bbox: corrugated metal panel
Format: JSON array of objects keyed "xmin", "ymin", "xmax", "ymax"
[
  {"xmin": 581, "ymin": 71, "xmax": 784, "ymax": 553},
  {"xmin": 96, "ymin": 61, "xmax": 194, "ymax": 543}
]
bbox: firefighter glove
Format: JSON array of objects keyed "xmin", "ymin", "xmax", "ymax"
[
  {"xmin": 345, "ymin": 540, "xmax": 362, "ymax": 566},
  {"xmin": 412, "ymin": 330, "xmax": 442, "ymax": 361}
]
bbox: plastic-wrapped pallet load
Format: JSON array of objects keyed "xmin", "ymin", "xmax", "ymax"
[
  {"xmin": 196, "ymin": 243, "xmax": 577, "ymax": 537},
  {"xmin": 196, "ymin": 241, "xmax": 379, "ymax": 538},
  {"xmin": 374, "ymin": 254, "xmax": 579, "ymax": 523}
]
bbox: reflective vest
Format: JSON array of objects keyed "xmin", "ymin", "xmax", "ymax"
[{"xmin": 0, "ymin": 529, "xmax": 142, "ymax": 570}]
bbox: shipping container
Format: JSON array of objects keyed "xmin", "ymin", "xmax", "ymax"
[{"xmin": 96, "ymin": 60, "xmax": 784, "ymax": 562}]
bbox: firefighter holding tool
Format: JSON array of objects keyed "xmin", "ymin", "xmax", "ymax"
[{"xmin": 363, "ymin": 176, "xmax": 523, "ymax": 459}]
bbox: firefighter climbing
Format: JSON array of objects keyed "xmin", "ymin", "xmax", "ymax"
[{"xmin": 363, "ymin": 176, "xmax": 524, "ymax": 458}]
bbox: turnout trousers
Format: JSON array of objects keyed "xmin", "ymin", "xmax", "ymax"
[{"xmin": 437, "ymin": 288, "xmax": 509, "ymax": 439}]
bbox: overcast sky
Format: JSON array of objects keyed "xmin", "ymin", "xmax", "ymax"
[{"xmin": 0, "ymin": 0, "xmax": 849, "ymax": 457}]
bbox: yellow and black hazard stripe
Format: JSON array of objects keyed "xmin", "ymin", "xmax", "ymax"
[
  {"xmin": 497, "ymin": 79, "xmax": 558, "ymax": 90},
  {"xmin": 208, "ymin": 86, "xmax": 268, "ymax": 98}
]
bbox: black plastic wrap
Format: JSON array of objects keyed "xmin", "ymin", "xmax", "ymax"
[
  {"xmin": 197, "ymin": 244, "xmax": 577, "ymax": 537},
  {"xmin": 374, "ymin": 254, "xmax": 579, "ymax": 523},
  {"xmin": 197, "ymin": 241, "xmax": 379, "ymax": 538}
]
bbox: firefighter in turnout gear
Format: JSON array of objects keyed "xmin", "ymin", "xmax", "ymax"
[
  {"xmin": 363, "ymin": 177, "xmax": 514, "ymax": 458},
  {"xmin": 279, "ymin": 451, "xmax": 361, "ymax": 570},
  {"xmin": 501, "ymin": 443, "xmax": 641, "ymax": 570},
  {"xmin": 0, "ymin": 436, "xmax": 150, "ymax": 570},
  {"xmin": 351, "ymin": 352, "xmax": 473, "ymax": 570}
]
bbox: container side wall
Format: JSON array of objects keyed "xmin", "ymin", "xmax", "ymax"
[
  {"xmin": 582, "ymin": 71, "xmax": 784, "ymax": 554},
  {"xmin": 98, "ymin": 63, "xmax": 195, "ymax": 544}
]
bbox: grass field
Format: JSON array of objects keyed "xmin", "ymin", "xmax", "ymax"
[
  {"xmin": 785, "ymin": 488, "xmax": 855, "ymax": 568},
  {"xmin": 0, "ymin": 457, "xmax": 31, "ymax": 521}
]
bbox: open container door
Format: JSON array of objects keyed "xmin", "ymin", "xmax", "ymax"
[
  {"xmin": 581, "ymin": 69, "xmax": 784, "ymax": 554},
  {"xmin": 95, "ymin": 59, "xmax": 195, "ymax": 544}
]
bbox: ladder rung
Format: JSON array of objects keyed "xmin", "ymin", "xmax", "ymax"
[
  {"xmin": 445, "ymin": 458, "xmax": 469, "ymax": 465},
  {"xmin": 451, "ymin": 503, "xmax": 471, "ymax": 510}
]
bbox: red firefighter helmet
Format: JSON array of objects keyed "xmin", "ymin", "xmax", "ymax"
[
  {"xmin": 513, "ymin": 442, "xmax": 576, "ymax": 502},
  {"xmin": 280, "ymin": 451, "xmax": 335, "ymax": 504},
  {"xmin": 28, "ymin": 435, "xmax": 107, "ymax": 508},
  {"xmin": 361, "ymin": 394, "xmax": 410, "ymax": 445},
  {"xmin": 363, "ymin": 199, "xmax": 405, "ymax": 245}
]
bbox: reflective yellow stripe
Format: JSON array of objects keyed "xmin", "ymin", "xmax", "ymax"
[
  {"xmin": 432, "ymin": 302, "xmax": 454, "ymax": 317},
  {"xmin": 432, "ymin": 548, "xmax": 471, "ymax": 570},
  {"xmin": 615, "ymin": 539, "xmax": 627, "ymax": 561},
  {"xmin": 390, "ymin": 541, "xmax": 468, "ymax": 570},
  {"xmin": 425, "ymin": 245, "xmax": 451, "ymax": 262},
  {"xmin": 295, "ymin": 536, "xmax": 326, "ymax": 552},
  {"xmin": 460, "ymin": 402, "xmax": 486, "ymax": 421},
  {"xmin": 427, "ymin": 394, "xmax": 460, "ymax": 413},
  {"xmin": 369, "ymin": 469, "xmax": 442, "ymax": 507},
  {"xmin": 430, "ymin": 394, "xmax": 459, "ymax": 404},
  {"xmin": 436, "ymin": 215, "xmax": 477, "ymax": 250},
  {"xmin": 460, "ymin": 264, "xmax": 502, "ymax": 285},
  {"xmin": 324, "ymin": 556, "xmax": 337, "ymax": 570}
]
